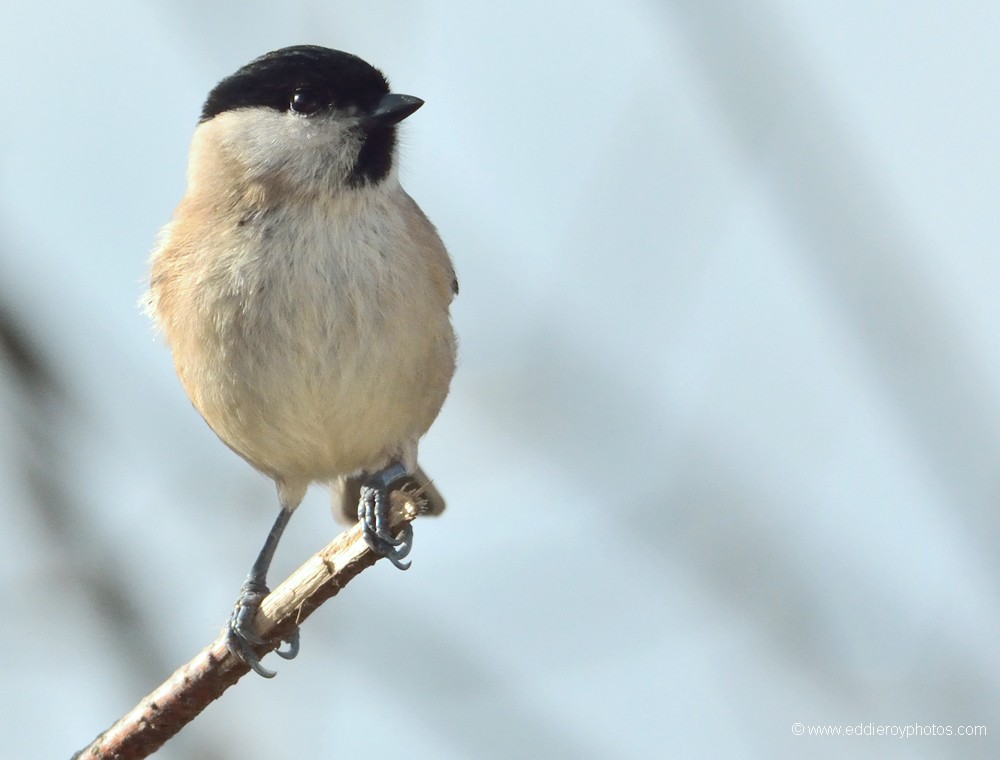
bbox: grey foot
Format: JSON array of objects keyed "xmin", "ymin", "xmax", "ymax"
[
  {"xmin": 359, "ymin": 462, "xmax": 414, "ymax": 570},
  {"xmin": 226, "ymin": 577, "xmax": 300, "ymax": 678}
]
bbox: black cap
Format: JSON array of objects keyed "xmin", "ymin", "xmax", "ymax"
[{"xmin": 200, "ymin": 46, "xmax": 391, "ymax": 123}]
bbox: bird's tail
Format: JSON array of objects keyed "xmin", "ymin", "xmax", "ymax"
[{"xmin": 331, "ymin": 465, "xmax": 446, "ymax": 524}]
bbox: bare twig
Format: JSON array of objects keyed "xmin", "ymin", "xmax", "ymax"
[{"xmin": 73, "ymin": 492, "xmax": 422, "ymax": 760}]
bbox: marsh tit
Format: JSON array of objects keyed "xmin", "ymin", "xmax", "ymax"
[{"xmin": 145, "ymin": 46, "xmax": 457, "ymax": 677}]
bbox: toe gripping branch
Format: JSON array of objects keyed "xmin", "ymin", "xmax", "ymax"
[
  {"xmin": 227, "ymin": 576, "xmax": 300, "ymax": 678},
  {"xmin": 359, "ymin": 461, "xmax": 414, "ymax": 570}
]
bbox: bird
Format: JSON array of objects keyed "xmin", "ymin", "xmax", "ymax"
[{"xmin": 144, "ymin": 45, "xmax": 457, "ymax": 677}]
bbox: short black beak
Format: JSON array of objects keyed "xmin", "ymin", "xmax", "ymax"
[{"xmin": 367, "ymin": 93, "xmax": 424, "ymax": 126}]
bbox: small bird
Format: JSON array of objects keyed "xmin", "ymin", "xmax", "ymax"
[{"xmin": 145, "ymin": 46, "xmax": 457, "ymax": 677}]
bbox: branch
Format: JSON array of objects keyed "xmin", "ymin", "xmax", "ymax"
[{"xmin": 73, "ymin": 492, "xmax": 423, "ymax": 760}]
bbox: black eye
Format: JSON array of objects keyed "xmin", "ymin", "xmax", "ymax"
[{"xmin": 290, "ymin": 89, "xmax": 323, "ymax": 114}]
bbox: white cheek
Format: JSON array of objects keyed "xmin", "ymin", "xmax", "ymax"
[{"xmin": 219, "ymin": 109, "xmax": 361, "ymax": 183}]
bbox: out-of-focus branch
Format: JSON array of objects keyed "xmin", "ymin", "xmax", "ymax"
[{"xmin": 73, "ymin": 493, "xmax": 422, "ymax": 760}]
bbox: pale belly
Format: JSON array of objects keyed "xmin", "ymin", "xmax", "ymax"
[{"xmin": 177, "ymin": 271, "xmax": 455, "ymax": 484}]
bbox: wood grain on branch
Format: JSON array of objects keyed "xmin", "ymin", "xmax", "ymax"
[{"xmin": 73, "ymin": 492, "xmax": 422, "ymax": 760}]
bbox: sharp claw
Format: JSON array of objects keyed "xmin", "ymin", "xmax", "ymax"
[
  {"xmin": 228, "ymin": 626, "xmax": 277, "ymax": 678},
  {"xmin": 275, "ymin": 628, "xmax": 300, "ymax": 660},
  {"xmin": 386, "ymin": 554, "xmax": 412, "ymax": 571},
  {"xmin": 373, "ymin": 532, "xmax": 412, "ymax": 569},
  {"xmin": 387, "ymin": 523, "xmax": 414, "ymax": 569},
  {"xmin": 375, "ymin": 518, "xmax": 404, "ymax": 546},
  {"xmin": 362, "ymin": 518, "xmax": 412, "ymax": 569},
  {"xmin": 226, "ymin": 579, "xmax": 300, "ymax": 677},
  {"xmin": 227, "ymin": 617, "xmax": 277, "ymax": 678},
  {"xmin": 390, "ymin": 523, "xmax": 413, "ymax": 559}
]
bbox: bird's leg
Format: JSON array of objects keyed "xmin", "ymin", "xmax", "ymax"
[
  {"xmin": 227, "ymin": 506, "xmax": 300, "ymax": 678},
  {"xmin": 359, "ymin": 461, "xmax": 414, "ymax": 570}
]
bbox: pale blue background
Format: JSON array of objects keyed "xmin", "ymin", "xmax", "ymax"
[{"xmin": 1, "ymin": 2, "xmax": 998, "ymax": 758}]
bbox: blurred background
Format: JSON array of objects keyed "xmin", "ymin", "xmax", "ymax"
[{"xmin": 2, "ymin": 1, "xmax": 999, "ymax": 758}]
